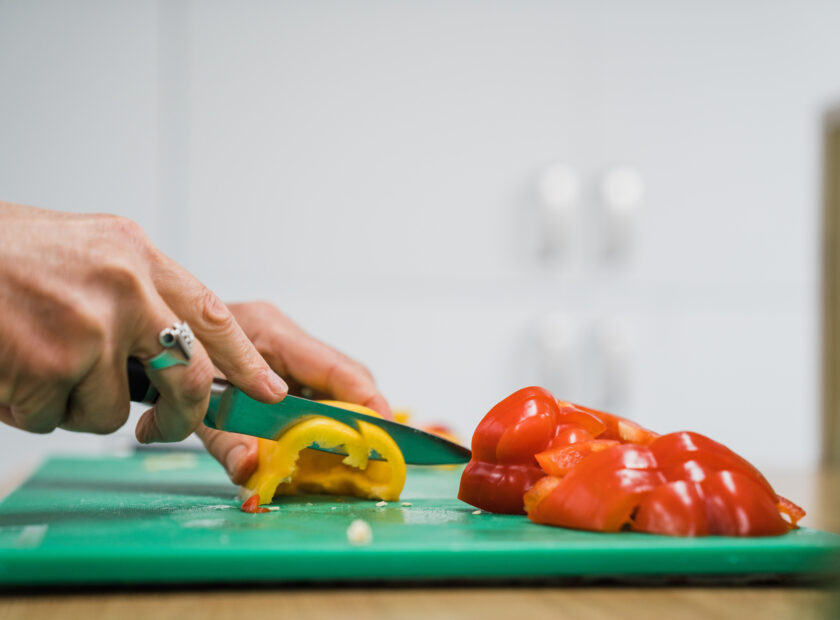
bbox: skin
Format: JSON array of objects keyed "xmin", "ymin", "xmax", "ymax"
[{"xmin": 0, "ymin": 203, "xmax": 391, "ymax": 484}]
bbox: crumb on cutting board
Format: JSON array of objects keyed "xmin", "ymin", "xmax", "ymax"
[
  {"xmin": 346, "ymin": 519, "xmax": 373, "ymax": 545},
  {"xmin": 375, "ymin": 500, "xmax": 387, "ymax": 507},
  {"xmin": 472, "ymin": 510, "xmax": 482, "ymax": 515},
  {"xmin": 401, "ymin": 502, "xmax": 413, "ymax": 507}
]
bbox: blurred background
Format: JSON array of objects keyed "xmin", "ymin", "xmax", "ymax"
[{"xmin": 1, "ymin": 0, "xmax": 839, "ymax": 476}]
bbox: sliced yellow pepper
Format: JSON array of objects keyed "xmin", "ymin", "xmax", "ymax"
[{"xmin": 241, "ymin": 401, "xmax": 406, "ymax": 509}]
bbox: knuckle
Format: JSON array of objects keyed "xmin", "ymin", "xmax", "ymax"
[
  {"xmin": 353, "ymin": 360, "xmax": 375, "ymax": 382},
  {"xmin": 67, "ymin": 401, "xmax": 130, "ymax": 435},
  {"xmin": 197, "ymin": 287, "xmax": 234, "ymax": 331},
  {"xmin": 253, "ymin": 301, "xmax": 279, "ymax": 316},
  {"xmin": 97, "ymin": 215, "xmax": 154, "ymax": 259},
  {"xmin": 38, "ymin": 348, "xmax": 88, "ymax": 384},
  {"xmin": 107, "ymin": 215, "xmax": 147, "ymax": 243},
  {"xmin": 97, "ymin": 257, "xmax": 147, "ymax": 299},
  {"xmin": 10, "ymin": 406, "xmax": 60, "ymax": 434},
  {"xmin": 92, "ymin": 403, "xmax": 131, "ymax": 435}
]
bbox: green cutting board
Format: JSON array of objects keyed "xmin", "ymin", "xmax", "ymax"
[{"xmin": 0, "ymin": 452, "xmax": 837, "ymax": 586}]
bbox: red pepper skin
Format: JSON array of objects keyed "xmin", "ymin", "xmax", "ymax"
[
  {"xmin": 526, "ymin": 444, "xmax": 666, "ymax": 532},
  {"xmin": 587, "ymin": 409, "xmax": 659, "ymax": 444},
  {"xmin": 459, "ymin": 461, "xmax": 548, "ymax": 514},
  {"xmin": 632, "ymin": 480, "xmax": 710, "ymax": 536},
  {"xmin": 555, "ymin": 402, "xmax": 608, "ymax": 437},
  {"xmin": 700, "ymin": 471, "xmax": 791, "ymax": 536},
  {"xmin": 545, "ymin": 425, "xmax": 594, "ymax": 450},
  {"xmin": 459, "ymin": 387, "xmax": 562, "ymax": 514},
  {"xmin": 649, "ymin": 431, "xmax": 774, "ymax": 495}
]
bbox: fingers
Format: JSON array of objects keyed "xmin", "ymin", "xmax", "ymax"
[
  {"xmin": 60, "ymin": 356, "xmax": 130, "ymax": 434},
  {"xmin": 194, "ymin": 424, "xmax": 259, "ymax": 485},
  {"xmin": 240, "ymin": 308, "xmax": 392, "ymax": 420},
  {"xmin": 151, "ymin": 258, "xmax": 287, "ymax": 404},
  {"xmin": 134, "ymin": 340, "xmax": 215, "ymax": 444},
  {"xmin": 127, "ymin": 293, "xmax": 216, "ymax": 443},
  {"xmin": 3, "ymin": 382, "xmax": 71, "ymax": 434}
]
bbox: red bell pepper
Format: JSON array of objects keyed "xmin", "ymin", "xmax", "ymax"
[
  {"xmin": 458, "ymin": 387, "xmax": 561, "ymax": 514},
  {"xmin": 459, "ymin": 387, "xmax": 660, "ymax": 514},
  {"xmin": 461, "ymin": 386, "xmax": 806, "ymax": 537}
]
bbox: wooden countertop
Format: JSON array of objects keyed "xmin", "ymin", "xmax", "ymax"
[{"xmin": 1, "ymin": 469, "xmax": 837, "ymax": 620}]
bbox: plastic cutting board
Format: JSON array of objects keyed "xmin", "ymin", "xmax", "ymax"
[{"xmin": 0, "ymin": 453, "xmax": 838, "ymax": 586}]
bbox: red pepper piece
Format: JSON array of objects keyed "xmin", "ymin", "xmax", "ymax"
[
  {"xmin": 544, "ymin": 425, "xmax": 595, "ymax": 450},
  {"xmin": 459, "ymin": 460, "xmax": 548, "ymax": 514},
  {"xmin": 555, "ymin": 402, "xmax": 608, "ymax": 437},
  {"xmin": 632, "ymin": 480, "xmax": 709, "ymax": 536},
  {"xmin": 701, "ymin": 471, "xmax": 791, "ymax": 536},
  {"xmin": 776, "ymin": 495, "xmax": 806, "ymax": 527},
  {"xmin": 240, "ymin": 494, "xmax": 270, "ymax": 514},
  {"xmin": 523, "ymin": 475, "xmax": 561, "ymax": 515},
  {"xmin": 650, "ymin": 432, "xmax": 774, "ymax": 495},
  {"xmin": 459, "ymin": 387, "xmax": 563, "ymax": 514},
  {"xmin": 526, "ymin": 444, "xmax": 666, "ymax": 532},
  {"xmin": 535, "ymin": 439, "xmax": 621, "ymax": 477}
]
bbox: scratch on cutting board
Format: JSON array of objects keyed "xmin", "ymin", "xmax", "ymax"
[
  {"xmin": 182, "ymin": 519, "xmax": 226, "ymax": 529},
  {"xmin": 15, "ymin": 524, "xmax": 48, "ymax": 548},
  {"xmin": 142, "ymin": 453, "xmax": 198, "ymax": 472}
]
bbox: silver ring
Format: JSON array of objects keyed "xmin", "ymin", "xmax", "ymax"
[{"xmin": 148, "ymin": 321, "xmax": 194, "ymax": 370}]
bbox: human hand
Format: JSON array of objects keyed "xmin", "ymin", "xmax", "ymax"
[
  {"xmin": 195, "ymin": 301, "xmax": 392, "ymax": 484},
  {"xmin": 0, "ymin": 203, "xmax": 288, "ymax": 442}
]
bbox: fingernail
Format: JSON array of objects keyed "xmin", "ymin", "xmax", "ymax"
[
  {"xmin": 225, "ymin": 444, "xmax": 246, "ymax": 477},
  {"xmin": 268, "ymin": 371, "xmax": 288, "ymax": 398}
]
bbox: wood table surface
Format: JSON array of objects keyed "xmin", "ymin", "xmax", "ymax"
[{"xmin": 0, "ymin": 467, "xmax": 837, "ymax": 620}]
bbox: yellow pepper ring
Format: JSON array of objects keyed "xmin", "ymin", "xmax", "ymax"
[{"xmin": 243, "ymin": 401, "xmax": 407, "ymax": 506}]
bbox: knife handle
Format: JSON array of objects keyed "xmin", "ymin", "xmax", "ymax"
[{"xmin": 127, "ymin": 357, "xmax": 160, "ymax": 404}]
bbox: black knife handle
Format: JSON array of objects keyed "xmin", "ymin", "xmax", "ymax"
[{"xmin": 127, "ymin": 357, "xmax": 160, "ymax": 404}]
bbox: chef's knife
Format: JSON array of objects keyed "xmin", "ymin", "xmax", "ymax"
[{"xmin": 127, "ymin": 358, "xmax": 471, "ymax": 465}]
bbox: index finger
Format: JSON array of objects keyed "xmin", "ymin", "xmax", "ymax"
[
  {"xmin": 150, "ymin": 255, "xmax": 288, "ymax": 403},
  {"xmin": 254, "ymin": 326, "xmax": 392, "ymax": 420}
]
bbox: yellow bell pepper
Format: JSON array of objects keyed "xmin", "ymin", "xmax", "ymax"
[{"xmin": 240, "ymin": 401, "xmax": 406, "ymax": 511}]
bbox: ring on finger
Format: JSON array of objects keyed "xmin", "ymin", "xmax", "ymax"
[{"xmin": 148, "ymin": 321, "xmax": 194, "ymax": 370}]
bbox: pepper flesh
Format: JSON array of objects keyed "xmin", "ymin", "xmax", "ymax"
[{"xmin": 240, "ymin": 401, "xmax": 406, "ymax": 511}]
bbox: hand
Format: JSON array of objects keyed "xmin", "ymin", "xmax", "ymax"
[
  {"xmin": 0, "ymin": 203, "xmax": 288, "ymax": 442},
  {"xmin": 195, "ymin": 302, "xmax": 392, "ymax": 485}
]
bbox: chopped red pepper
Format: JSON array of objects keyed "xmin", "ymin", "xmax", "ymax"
[
  {"xmin": 526, "ymin": 444, "xmax": 665, "ymax": 532},
  {"xmin": 459, "ymin": 388, "xmax": 660, "ymax": 515},
  {"xmin": 461, "ymin": 386, "xmax": 806, "ymax": 537}
]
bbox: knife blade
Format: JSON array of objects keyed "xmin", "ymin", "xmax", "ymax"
[{"xmin": 127, "ymin": 358, "xmax": 471, "ymax": 465}]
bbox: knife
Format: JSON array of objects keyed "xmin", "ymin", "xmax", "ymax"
[{"xmin": 127, "ymin": 358, "xmax": 471, "ymax": 465}]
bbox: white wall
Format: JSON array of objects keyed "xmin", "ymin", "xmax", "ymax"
[{"xmin": 1, "ymin": 0, "xmax": 839, "ymax": 474}]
